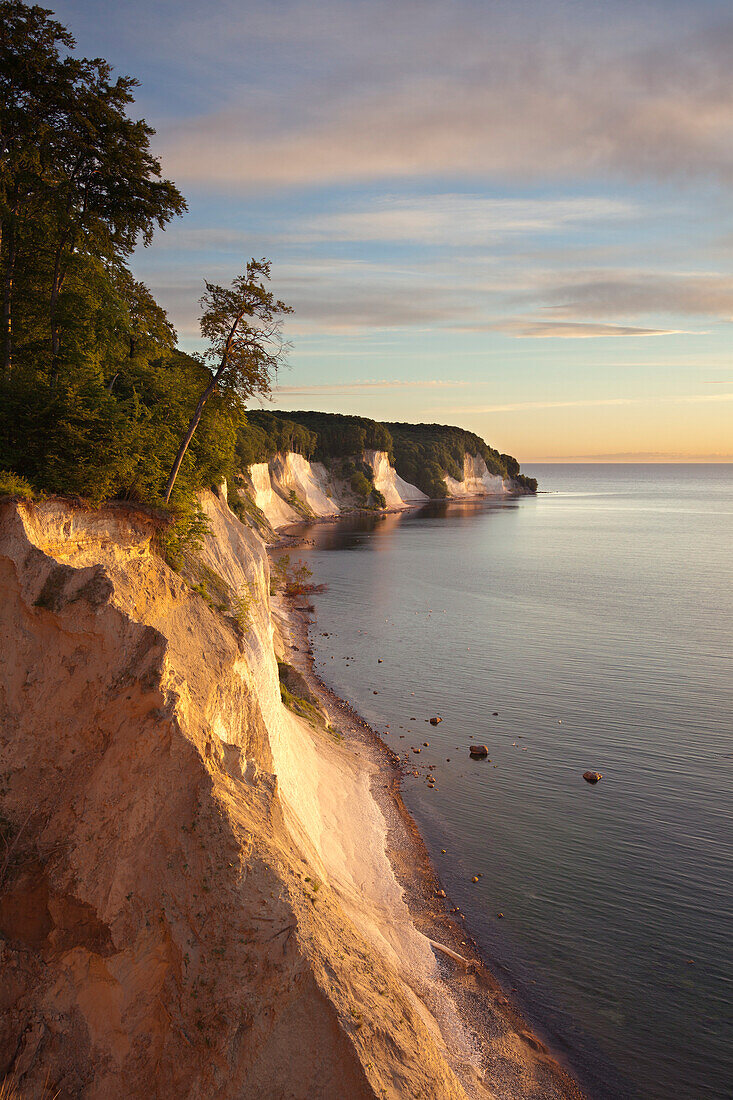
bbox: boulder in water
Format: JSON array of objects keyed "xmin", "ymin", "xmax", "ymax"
[
  {"xmin": 429, "ymin": 716, "xmax": 442, "ymax": 725},
  {"xmin": 469, "ymin": 745, "xmax": 489, "ymax": 758},
  {"xmin": 583, "ymin": 771, "xmax": 602, "ymax": 784}
]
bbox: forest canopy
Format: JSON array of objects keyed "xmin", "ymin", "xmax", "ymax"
[{"xmin": 241, "ymin": 411, "xmax": 537, "ymax": 495}]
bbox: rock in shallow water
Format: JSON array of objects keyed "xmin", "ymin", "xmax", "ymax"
[
  {"xmin": 583, "ymin": 771, "xmax": 602, "ymax": 784},
  {"xmin": 469, "ymin": 745, "xmax": 489, "ymax": 758}
]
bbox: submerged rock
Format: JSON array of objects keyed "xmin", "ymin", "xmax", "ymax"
[
  {"xmin": 583, "ymin": 771, "xmax": 602, "ymax": 784},
  {"xmin": 469, "ymin": 745, "xmax": 489, "ymax": 758},
  {"xmin": 429, "ymin": 717, "xmax": 442, "ymax": 726}
]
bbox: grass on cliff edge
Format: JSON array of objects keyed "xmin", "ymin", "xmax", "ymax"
[{"xmin": 0, "ymin": 1076, "xmax": 59, "ymax": 1099}]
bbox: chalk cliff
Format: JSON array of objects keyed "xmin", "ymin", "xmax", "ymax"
[
  {"xmin": 364, "ymin": 450, "xmax": 428, "ymax": 509},
  {"xmin": 443, "ymin": 454, "xmax": 510, "ymax": 498},
  {"xmin": 0, "ymin": 494, "xmax": 486, "ymax": 1099},
  {"xmin": 246, "ymin": 449, "xmax": 510, "ymax": 532}
]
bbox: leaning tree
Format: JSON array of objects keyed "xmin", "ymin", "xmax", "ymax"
[{"xmin": 164, "ymin": 259, "xmax": 292, "ymax": 504}]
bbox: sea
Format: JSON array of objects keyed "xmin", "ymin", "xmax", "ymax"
[{"xmin": 280, "ymin": 464, "xmax": 732, "ymax": 1100}]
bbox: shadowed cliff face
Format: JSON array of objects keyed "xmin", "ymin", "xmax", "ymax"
[{"xmin": 0, "ymin": 495, "xmax": 479, "ymax": 1100}]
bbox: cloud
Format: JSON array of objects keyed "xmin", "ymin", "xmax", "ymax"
[
  {"xmin": 445, "ymin": 391, "xmax": 733, "ymax": 413},
  {"xmin": 274, "ymin": 379, "xmax": 469, "ymax": 394},
  {"xmin": 160, "ymin": 6, "xmax": 733, "ymax": 191},
  {"xmin": 446, "ymin": 397, "xmax": 642, "ymax": 414},
  {"xmin": 539, "ymin": 272, "xmax": 733, "ymax": 319},
  {"xmin": 489, "ymin": 320, "xmax": 683, "ymax": 338},
  {"xmin": 670, "ymin": 391, "xmax": 733, "ymax": 403},
  {"xmin": 291, "ymin": 196, "xmax": 638, "ymax": 246}
]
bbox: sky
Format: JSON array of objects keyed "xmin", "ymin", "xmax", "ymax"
[{"xmin": 51, "ymin": 0, "xmax": 733, "ymax": 462}]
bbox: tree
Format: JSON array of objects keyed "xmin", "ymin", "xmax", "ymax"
[
  {"xmin": 0, "ymin": 2, "xmax": 75, "ymax": 372},
  {"xmin": 164, "ymin": 259, "xmax": 292, "ymax": 504},
  {"xmin": 0, "ymin": 1, "xmax": 186, "ymax": 378},
  {"xmin": 112, "ymin": 266, "xmax": 176, "ymax": 367},
  {"xmin": 45, "ymin": 59, "xmax": 186, "ymax": 377}
]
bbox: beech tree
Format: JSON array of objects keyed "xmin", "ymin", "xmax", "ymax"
[
  {"xmin": 164, "ymin": 259, "xmax": 292, "ymax": 504},
  {"xmin": 0, "ymin": 1, "xmax": 186, "ymax": 378},
  {"xmin": 0, "ymin": 2, "xmax": 75, "ymax": 372}
]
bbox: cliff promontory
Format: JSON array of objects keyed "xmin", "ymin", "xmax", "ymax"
[{"xmin": 0, "ymin": 494, "xmax": 576, "ymax": 1099}]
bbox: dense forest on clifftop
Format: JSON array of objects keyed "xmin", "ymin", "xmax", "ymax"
[{"xmin": 237, "ymin": 411, "xmax": 537, "ymax": 495}]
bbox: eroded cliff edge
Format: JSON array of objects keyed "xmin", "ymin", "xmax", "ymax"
[{"xmin": 0, "ymin": 494, "xmax": 577, "ymax": 1100}]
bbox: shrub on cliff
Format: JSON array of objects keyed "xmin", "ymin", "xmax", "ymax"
[
  {"xmin": 350, "ymin": 470, "xmax": 372, "ymax": 498},
  {"xmin": 0, "ymin": 470, "xmax": 34, "ymax": 500}
]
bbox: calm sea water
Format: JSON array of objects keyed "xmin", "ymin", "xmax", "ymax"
[{"xmin": 282, "ymin": 464, "xmax": 732, "ymax": 1100}]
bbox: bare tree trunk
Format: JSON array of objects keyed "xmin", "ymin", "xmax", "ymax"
[
  {"xmin": 163, "ymin": 370, "xmax": 221, "ymax": 505},
  {"xmin": 164, "ymin": 308, "xmax": 244, "ymax": 505},
  {"xmin": 2, "ymin": 208, "xmax": 17, "ymax": 376},
  {"xmin": 49, "ymin": 229, "xmax": 72, "ymax": 386},
  {"xmin": 49, "ymin": 249, "xmax": 63, "ymax": 381}
]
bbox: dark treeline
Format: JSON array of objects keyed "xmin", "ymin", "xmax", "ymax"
[
  {"xmin": 241, "ymin": 411, "xmax": 392, "ymax": 464},
  {"xmin": 235, "ymin": 410, "xmax": 318, "ymax": 467},
  {"xmin": 239, "ymin": 411, "xmax": 538, "ymax": 495}
]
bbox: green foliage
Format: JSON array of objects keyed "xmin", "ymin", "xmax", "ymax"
[
  {"xmin": 269, "ymin": 553, "xmax": 289, "ymax": 594},
  {"xmin": 279, "ymin": 682, "xmax": 325, "ymax": 728},
  {"xmin": 0, "ymin": 469, "xmax": 33, "ymax": 499},
  {"xmin": 260, "ymin": 411, "xmax": 393, "ymax": 462},
  {"xmin": 227, "ymin": 476, "xmax": 270, "ymax": 532},
  {"xmin": 155, "ymin": 499, "xmax": 210, "ymax": 571},
  {"xmin": 231, "ymin": 581, "xmax": 253, "ymax": 630},
  {"xmin": 385, "ymin": 421, "xmax": 510, "ymax": 496},
  {"xmin": 350, "ymin": 470, "xmax": 372, "ymax": 498},
  {"xmin": 0, "ymin": 349, "xmax": 241, "ymax": 505},
  {"xmin": 235, "ymin": 410, "xmax": 317, "ymax": 466},
  {"xmin": 0, "ymin": 3, "xmax": 268, "ymax": 536},
  {"xmin": 0, "ymin": 1, "xmax": 185, "ymax": 377},
  {"xmin": 284, "ymin": 558, "xmax": 314, "ymax": 597},
  {"xmin": 163, "ymin": 260, "xmax": 292, "ymax": 502},
  {"xmin": 370, "ymin": 487, "xmax": 386, "ymax": 509}
]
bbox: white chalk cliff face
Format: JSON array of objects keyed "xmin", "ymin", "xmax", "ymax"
[
  {"xmin": 249, "ymin": 460, "xmax": 300, "ymax": 527},
  {"xmin": 0, "ymin": 493, "xmax": 484, "ymax": 1099},
  {"xmin": 247, "ymin": 449, "xmax": 510, "ymax": 533},
  {"xmin": 249, "ymin": 453, "xmax": 341, "ymax": 528},
  {"xmin": 364, "ymin": 450, "xmax": 428, "ymax": 508},
  {"xmin": 268, "ymin": 452, "xmax": 339, "ymax": 517},
  {"xmin": 444, "ymin": 453, "xmax": 510, "ymax": 497},
  {"xmin": 248, "ymin": 450, "xmax": 427, "ymax": 530}
]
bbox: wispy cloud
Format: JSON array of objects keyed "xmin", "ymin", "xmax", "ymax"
[
  {"xmin": 445, "ymin": 392, "xmax": 733, "ymax": 414},
  {"xmin": 538, "ymin": 272, "xmax": 733, "ymax": 319},
  {"xmin": 670, "ymin": 391, "xmax": 733, "ymax": 403},
  {"xmin": 446, "ymin": 397, "xmax": 642, "ymax": 414},
  {"xmin": 289, "ymin": 196, "xmax": 638, "ymax": 246},
  {"xmin": 489, "ymin": 320, "xmax": 684, "ymax": 338},
  {"xmin": 275, "ymin": 379, "xmax": 470, "ymax": 393}
]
